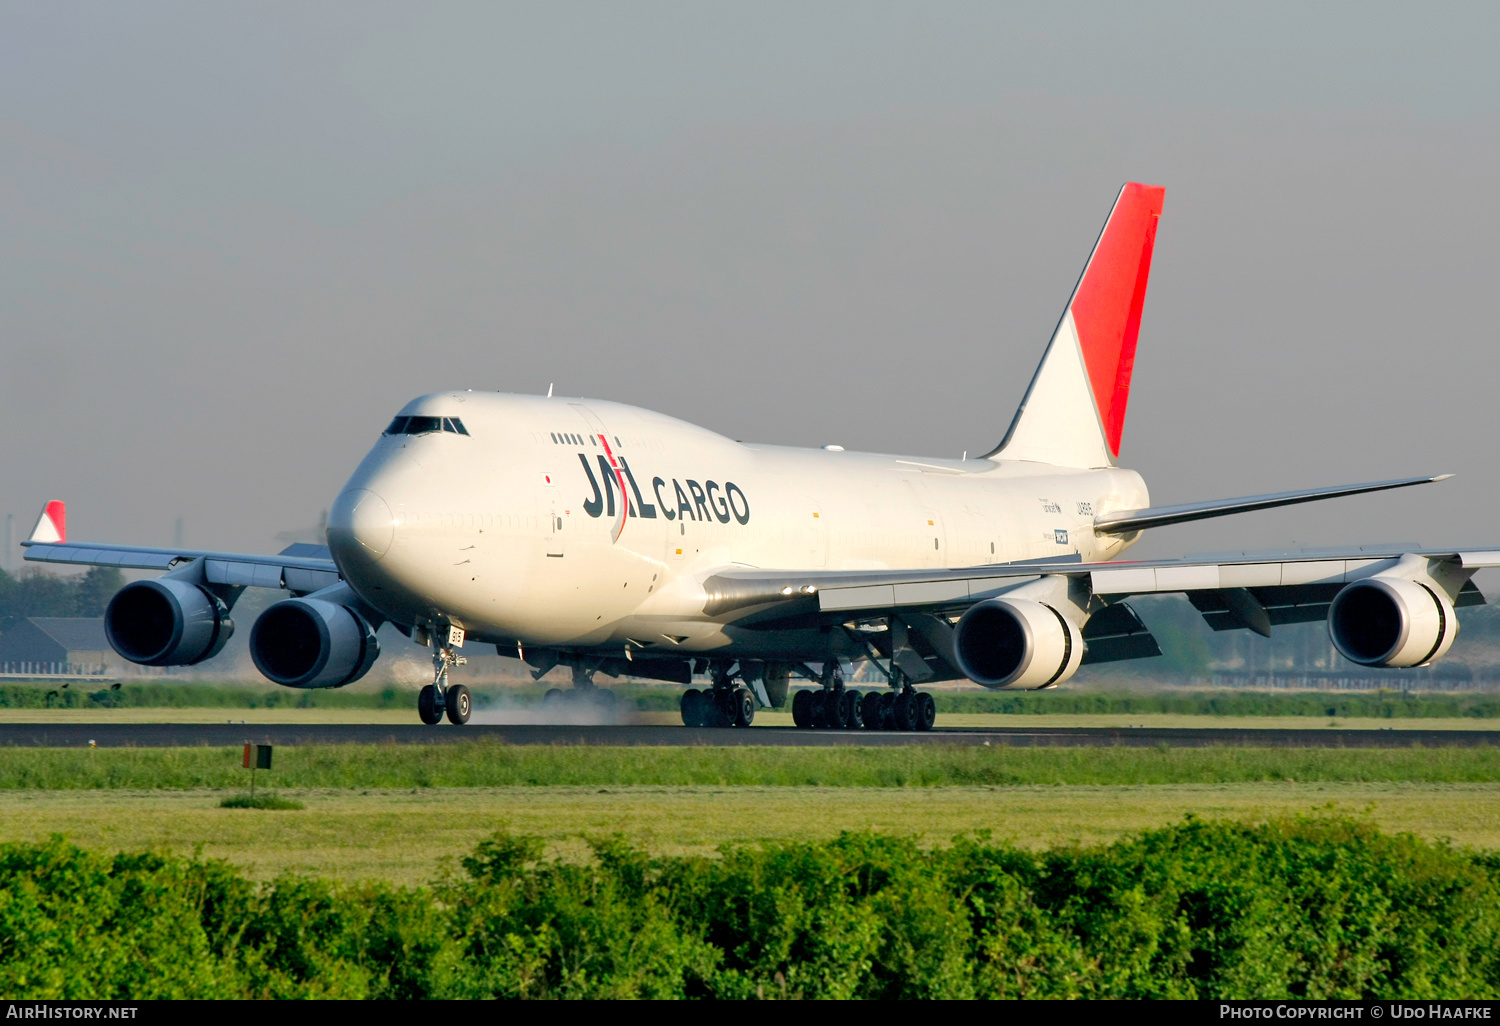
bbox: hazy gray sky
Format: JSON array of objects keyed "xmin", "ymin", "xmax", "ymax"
[{"xmin": 4, "ymin": 1, "xmax": 1499, "ymax": 565}]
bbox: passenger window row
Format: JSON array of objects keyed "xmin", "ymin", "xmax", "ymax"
[
  {"xmin": 550, "ymin": 432, "xmax": 627, "ymax": 447},
  {"xmin": 384, "ymin": 416, "xmax": 469, "ymax": 436},
  {"xmin": 551, "ymin": 431, "xmax": 596, "ymax": 446}
]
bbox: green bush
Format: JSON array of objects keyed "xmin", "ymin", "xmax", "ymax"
[
  {"xmin": 219, "ymin": 793, "xmax": 305, "ymax": 810},
  {"xmin": 4, "ymin": 817, "xmax": 1500, "ymax": 999}
]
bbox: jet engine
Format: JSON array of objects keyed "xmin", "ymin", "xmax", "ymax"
[
  {"xmin": 104, "ymin": 579, "xmax": 234, "ymax": 667},
  {"xmin": 953, "ymin": 598, "xmax": 1084, "ymax": 689},
  {"xmin": 1328, "ymin": 575, "xmax": 1457, "ymax": 668},
  {"xmin": 249, "ymin": 598, "xmax": 380, "ymax": 688}
]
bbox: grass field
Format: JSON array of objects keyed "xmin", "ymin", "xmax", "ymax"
[
  {"xmin": 5, "ymin": 782, "xmax": 1498, "ymax": 885},
  {"xmin": 6, "ymin": 743, "xmax": 1500, "ymax": 788},
  {"xmin": 7, "ymin": 738, "xmax": 1500, "ymax": 886}
]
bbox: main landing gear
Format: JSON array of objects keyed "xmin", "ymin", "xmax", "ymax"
[
  {"xmin": 680, "ymin": 662, "xmax": 756, "ymax": 728},
  {"xmin": 418, "ymin": 643, "xmax": 470, "ymax": 725},
  {"xmin": 791, "ymin": 665, "xmax": 936, "ymax": 731},
  {"xmin": 541, "ymin": 665, "xmax": 618, "ymax": 711},
  {"xmin": 542, "ymin": 686, "xmax": 618, "ymax": 710}
]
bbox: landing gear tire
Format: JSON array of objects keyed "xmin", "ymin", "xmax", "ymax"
[
  {"xmin": 915, "ymin": 691, "xmax": 936, "ymax": 731},
  {"xmin": 842, "ymin": 690, "xmax": 863, "ymax": 730},
  {"xmin": 592, "ymin": 688, "xmax": 616, "ymax": 709},
  {"xmin": 792, "ymin": 689, "xmax": 813, "ymax": 728},
  {"xmin": 418, "ymin": 685, "xmax": 443, "ymax": 725},
  {"xmin": 681, "ymin": 688, "xmax": 704, "ymax": 727},
  {"xmin": 860, "ymin": 691, "xmax": 883, "ymax": 730},
  {"xmin": 893, "ymin": 691, "xmax": 917, "ymax": 731},
  {"xmin": 700, "ymin": 690, "xmax": 723, "ymax": 729},
  {"xmin": 878, "ymin": 692, "xmax": 896, "ymax": 730},
  {"xmin": 543, "ymin": 688, "xmax": 564, "ymax": 707},
  {"xmin": 445, "ymin": 684, "xmax": 471, "ymax": 725},
  {"xmin": 734, "ymin": 687, "xmax": 755, "ymax": 727},
  {"xmin": 824, "ymin": 691, "xmax": 847, "ymax": 729},
  {"xmin": 806, "ymin": 691, "xmax": 826, "ymax": 728},
  {"xmin": 713, "ymin": 690, "xmax": 737, "ymax": 728}
]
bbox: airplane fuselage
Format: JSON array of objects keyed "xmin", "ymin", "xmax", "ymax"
[{"xmin": 326, "ymin": 391, "xmax": 1149, "ymax": 659}]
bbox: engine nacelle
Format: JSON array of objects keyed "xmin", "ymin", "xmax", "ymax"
[
  {"xmin": 1328, "ymin": 575, "xmax": 1457, "ymax": 668},
  {"xmin": 953, "ymin": 598, "xmax": 1084, "ymax": 689},
  {"xmin": 249, "ymin": 598, "xmax": 380, "ymax": 688},
  {"xmin": 104, "ymin": 579, "xmax": 234, "ymax": 666}
]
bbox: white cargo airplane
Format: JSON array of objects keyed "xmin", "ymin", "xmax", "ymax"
[{"xmin": 24, "ymin": 183, "xmax": 1498, "ymax": 730}]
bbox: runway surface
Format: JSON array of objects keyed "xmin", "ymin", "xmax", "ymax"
[{"xmin": 4, "ymin": 722, "xmax": 1500, "ymax": 748}]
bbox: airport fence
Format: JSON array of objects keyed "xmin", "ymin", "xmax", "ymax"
[{"xmin": 0, "ymin": 661, "xmax": 107, "ymax": 676}]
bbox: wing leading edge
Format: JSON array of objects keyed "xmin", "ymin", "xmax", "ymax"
[
  {"xmin": 1093, "ymin": 475, "xmax": 1449, "ymax": 535},
  {"xmin": 22, "ymin": 502, "xmax": 339, "ymax": 595}
]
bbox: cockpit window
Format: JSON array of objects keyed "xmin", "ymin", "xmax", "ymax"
[{"xmin": 386, "ymin": 415, "xmax": 469, "ymax": 437}]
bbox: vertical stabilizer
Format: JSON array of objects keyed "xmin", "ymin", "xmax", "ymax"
[{"xmin": 988, "ymin": 183, "xmax": 1164, "ymax": 467}]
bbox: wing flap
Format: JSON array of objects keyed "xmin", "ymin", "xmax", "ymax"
[
  {"xmin": 1079, "ymin": 602, "xmax": 1162, "ymax": 664},
  {"xmin": 1090, "ymin": 556, "xmax": 1406, "ymax": 596}
]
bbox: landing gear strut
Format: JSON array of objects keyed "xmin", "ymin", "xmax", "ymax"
[{"xmin": 419, "ymin": 643, "xmax": 470, "ymax": 725}]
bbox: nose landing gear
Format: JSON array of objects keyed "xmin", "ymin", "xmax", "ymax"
[{"xmin": 418, "ymin": 642, "xmax": 470, "ymax": 725}]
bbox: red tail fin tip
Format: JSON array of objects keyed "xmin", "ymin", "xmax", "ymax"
[{"xmin": 1068, "ymin": 182, "xmax": 1164, "ymax": 457}]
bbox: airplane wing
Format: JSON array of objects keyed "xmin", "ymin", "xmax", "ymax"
[
  {"xmin": 21, "ymin": 501, "xmax": 340, "ymax": 595},
  {"xmin": 705, "ymin": 547, "xmax": 1497, "ymax": 619},
  {"xmin": 1091, "ymin": 475, "xmax": 1448, "ymax": 534},
  {"xmin": 703, "ymin": 546, "xmax": 1500, "ymax": 683}
]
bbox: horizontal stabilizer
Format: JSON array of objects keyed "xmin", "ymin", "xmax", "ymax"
[{"xmin": 1093, "ymin": 475, "xmax": 1450, "ymax": 535}]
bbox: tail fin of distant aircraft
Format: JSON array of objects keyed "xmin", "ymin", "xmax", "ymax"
[
  {"xmin": 986, "ymin": 182, "xmax": 1165, "ymax": 468},
  {"xmin": 27, "ymin": 500, "xmax": 66, "ymax": 544}
]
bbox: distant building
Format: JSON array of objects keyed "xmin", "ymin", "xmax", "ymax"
[{"xmin": 0, "ymin": 618, "xmax": 110, "ymax": 675}]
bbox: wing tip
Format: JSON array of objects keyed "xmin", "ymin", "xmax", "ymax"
[{"xmin": 27, "ymin": 500, "xmax": 66, "ymax": 545}]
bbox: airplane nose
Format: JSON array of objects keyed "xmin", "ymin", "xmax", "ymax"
[{"xmin": 328, "ymin": 488, "xmax": 394, "ymax": 562}]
